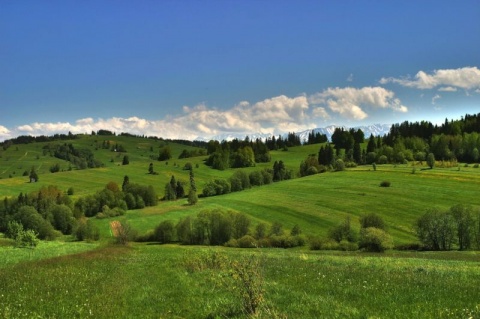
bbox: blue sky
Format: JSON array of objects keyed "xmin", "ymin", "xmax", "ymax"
[{"xmin": 1, "ymin": 0, "xmax": 479, "ymax": 141}]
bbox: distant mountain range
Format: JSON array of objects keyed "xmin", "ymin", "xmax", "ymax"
[{"xmin": 195, "ymin": 124, "xmax": 392, "ymax": 142}]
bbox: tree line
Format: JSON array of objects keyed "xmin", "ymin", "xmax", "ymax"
[
  {"xmin": 0, "ymin": 178, "xmax": 159, "ymax": 242},
  {"xmin": 137, "ymin": 208, "xmax": 305, "ymax": 249},
  {"xmin": 42, "ymin": 143, "xmax": 103, "ymax": 169},
  {"xmin": 205, "ymin": 138, "xmax": 271, "ymax": 170}
]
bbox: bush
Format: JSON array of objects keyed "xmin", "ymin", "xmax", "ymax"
[
  {"xmin": 13, "ymin": 206, "xmax": 57, "ymax": 240},
  {"xmin": 308, "ymin": 236, "xmax": 323, "ymax": 250},
  {"xmin": 338, "ymin": 240, "xmax": 358, "ymax": 251},
  {"xmin": 380, "ymin": 181, "xmax": 391, "ymax": 187},
  {"xmin": 254, "ymin": 223, "xmax": 267, "ymax": 239},
  {"xmin": 114, "ymin": 221, "xmax": 137, "ymax": 245},
  {"xmin": 335, "ymin": 159, "xmax": 345, "ymax": 171},
  {"xmin": 135, "ymin": 231, "xmax": 155, "ymax": 242},
  {"xmin": 237, "ymin": 235, "xmax": 257, "ymax": 248},
  {"xmin": 378, "ymin": 155, "xmax": 388, "ymax": 164},
  {"xmin": 269, "ymin": 235, "xmax": 304, "ymax": 248},
  {"xmin": 154, "ymin": 220, "xmax": 176, "ymax": 244},
  {"xmin": 74, "ymin": 218, "xmax": 100, "ymax": 241},
  {"xmin": 224, "ymin": 238, "xmax": 239, "ymax": 247},
  {"xmin": 256, "ymin": 237, "xmax": 272, "ymax": 248},
  {"xmin": 359, "ymin": 227, "xmax": 393, "ymax": 252},
  {"xmin": 328, "ymin": 217, "xmax": 357, "ymax": 243},
  {"xmin": 360, "ymin": 213, "xmax": 386, "ymax": 230},
  {"xmin": 309, "ymin": 237, "xmax": 339, "ymax": 250},
  {"xmin": 395, "ymin": 243, "xmax": 422, "ymax": 251}
]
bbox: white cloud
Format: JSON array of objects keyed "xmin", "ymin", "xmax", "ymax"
[
  {"xmin": 309, "ymin": 86, "xmax": 407, "ymax": 120},
  {"xmin": 0, "ymin": 125, "xmax": 11, "ymax": 140},
  {"xmin": 380, "ymin": 66, "xmax": 480, "ymax": 90},
  {"xmin": 432, "ymin": 94, "xmax": 441, "ymax": 105},
  {"xmin": 312, "ymin": 107, "xmax": 330, "ymax": 119},
  {"xmin": 438, "ymin": 86, "xmax": 457, "ymax": 92},
  {"xmin": 1, "ymin": 87, "xmax": 408, "ymax": 141}
]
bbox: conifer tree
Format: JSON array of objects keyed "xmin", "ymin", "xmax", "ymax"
[{"xmin": 188, "ymin": 169, "xmax": 198, "ymax": 205}]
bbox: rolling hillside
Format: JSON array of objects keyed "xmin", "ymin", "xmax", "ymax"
[{"xmin": 2, "ymin": 134, "xmax": 480, "ymax": 245}]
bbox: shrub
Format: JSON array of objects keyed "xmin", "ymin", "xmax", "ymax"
[
  {"xmin": 395, "ymin": 243, "xmax": 422, "ymax": 251},
  {"xmin": 237, "ymin": 235, "xmax": 257, "ymax": 248},
  {"xmin": 474, "ymin": 163, "xmax": 479, "ymax": 168},
  {"xmin": 338, "ymin": 240, "xmax": 358, "ymax": 251},
  {"xmin": 335, "ymin": 159, "xmax": 345, "ymax": 171},
  {"xmin": 135, "ymin": 231, "xmax": 155, "ymax": 242},
  {"xmin": 328, "ymin": 217, "xmax": 357, "ymax": 243},
  {"xmin": 114, "ymin": 221, "xmax": 137, "ymax": 245},
  {"xmin": 254, "ymin": 223, "xmax": 267, "ymax": 239},
  {"xmin": 308, "ymin": 236, "xmax": 323, "ymax": 250},
  {"xmin": 290, "ymin": 224, "xmax": 302, "ymax": 236},
  {"xmin": 360, "ymin": 213, "xmax": 386, "ymax": 230},
  {"xmin": 74, "ymin": 218, "xmax": 100, "ymax": 241},
  {"xmin": 359, "ymin": 227, "xmax": 393, "ymax": 252},
  {"xmin": 224, "ymin": 238, "xmax": 239, "ymax": 247},
  {"xmin": 256, "ymin": 237, "xmax": 272, "ymax": 248},
  {"xmin": 154, "ymin": 220, "xmax": 176, "ymax": 244},
  {"xmin": 378, "ymin": 155, "xmax": 388, "ymax": 164},
  {"xmin": 426, "ymin": 153, "xmax": 435, "ymax": 169},
  {"xmin": 13, "ymin": 206, "xmax": 57, "ymax": 240},
  {"xmin": 380, "ymin": 181, "xmax": 391, "ymax": 187},
  {"xmin": 269, "ymin": 221, "xmax": 284, "ymax": 236}
]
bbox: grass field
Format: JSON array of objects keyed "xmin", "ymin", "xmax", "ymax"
[
  {"xmin": 80, "ymin": 163, "xmax": 480, "ymax": 245},
  {"xmin": 1, "ymin": 135, "xmax": 480, "ymax": 318},
  {"xmin": 0, "ymin": 244, "xmax": 478, "ymax": 318}
]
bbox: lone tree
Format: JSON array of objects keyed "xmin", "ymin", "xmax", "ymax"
[
  {"xmin": 426, "ymin": 153, "xmax": 435, "ymax": 169},
  {"xmin": 29, "ymin": 166, "xmax": 39, "ymax": 183},
  {"xmin": 188, "ymin": 169, "xmax": 198, "ymax": 205},
  {"xmin": 148, "ymin": 163, "xmax": 155, "ymax": 174},
  {"xmin": 122, "ymin": 155, "xmax": 129, "ymax": 165}
]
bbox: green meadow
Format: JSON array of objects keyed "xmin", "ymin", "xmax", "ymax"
[{"xmin": 1, "ymin": 135, "xmax": 480, "ymax": 318}]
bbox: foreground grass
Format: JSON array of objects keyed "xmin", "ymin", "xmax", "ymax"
[{"xmin": 1, "ymin": 244, "xmax": 479, "ymax": 318}]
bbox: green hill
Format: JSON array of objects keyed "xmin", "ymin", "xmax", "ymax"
[{"xmin": 2, "ymin": 134, "xmax": 480, "ymax": 245}]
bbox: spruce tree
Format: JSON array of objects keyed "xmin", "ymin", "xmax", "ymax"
[
  {"xmin": 29, "ymin": 166, "xmax": 39, "ymax": 183},
  {"xmin": 188, "ymin": 169, "xmax": 198, "ymax": 205}
]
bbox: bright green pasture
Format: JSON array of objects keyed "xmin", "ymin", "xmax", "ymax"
[
  {"xmin": 0, "ymin": 244, "xmax": 478, "ymax": 318},
  {"xmin": 0, "ymin": 239, "xmax": 99, "ymax": 268},
  {"xmin": 0, "ymin": 136, "xmax": 313, "ymax": 198},
  {"xmin": 88, "ymin": 163, "xmax": 480, "ymax": 245}
]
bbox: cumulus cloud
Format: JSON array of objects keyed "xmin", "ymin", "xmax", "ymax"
[
  {"xmin": 379, "ymin": 66, "xmax": 480, "ymax": 90},
  {"xmin": 0, "ymin": 125, "xmax": 11, "ymax": 140},
  {"xmin": 1, "ymin": 87, "xmax": 408, "ymax": 141},
  {"xmin": 309, "ymin": 86, "xmax": 407, "ymax": 120},
  {"xmin": 438, "ymin": 86, "xmax": 458, "ymax": 92},
  {"xmin": 1, "ymin": 94, "xmax": 322, "ymax": 141}
]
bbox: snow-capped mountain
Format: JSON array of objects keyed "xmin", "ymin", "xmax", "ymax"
[
  {"xmin": 195, "ymin": 124, "xmax": 391, "ymax": 142},
  {"xmin": 296, "ymin": 124, "xmax": 392, "ymax": 143}
]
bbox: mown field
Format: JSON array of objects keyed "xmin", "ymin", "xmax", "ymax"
[{"xmin": 1, "ymin": 135, "xmax": 480, "ymax": 318}]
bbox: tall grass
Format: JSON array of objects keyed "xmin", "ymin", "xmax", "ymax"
[{"xmin": 0, "ymin": 244, "xmax": 478, "ymax": 318}]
